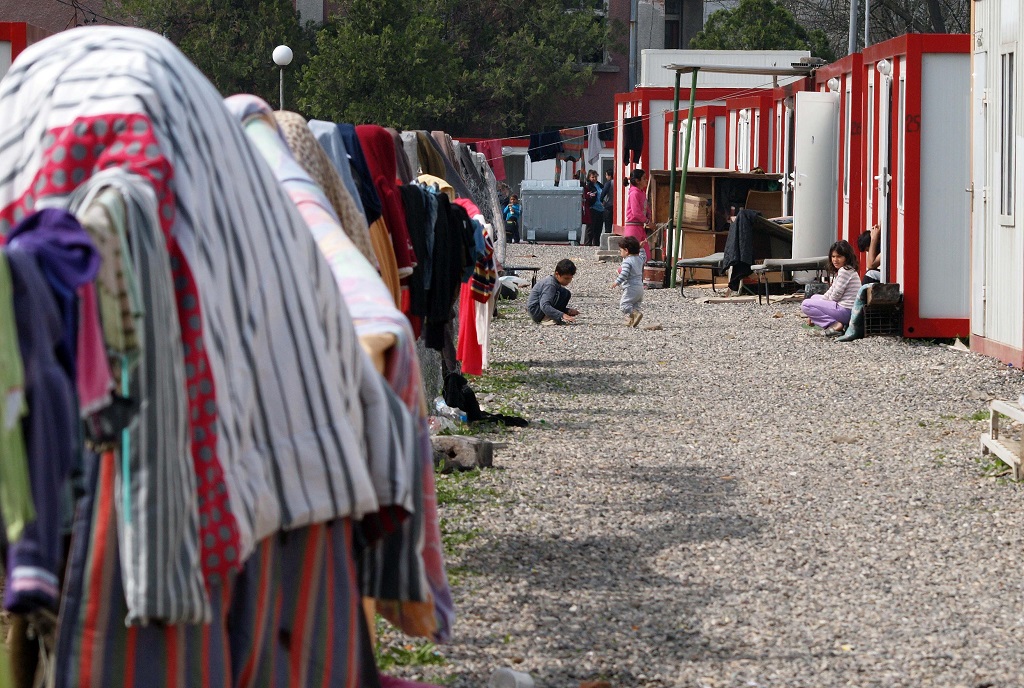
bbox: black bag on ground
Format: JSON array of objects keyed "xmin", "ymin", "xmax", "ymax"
[
  {"xmin": 443, "ymin": 372, "xmax": 482, "ymax": 421},
  {"xmin": 442, "ymin": 372, "xmax": 529, "ymax": 427}
]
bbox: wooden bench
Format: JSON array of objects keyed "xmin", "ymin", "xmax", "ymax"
[{"xmin": 981, "ymin": 399, "xmax": 1024, "ymax": 480}]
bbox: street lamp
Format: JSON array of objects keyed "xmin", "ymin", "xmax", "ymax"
[{"xmin": 272, "ymin": 44, "xmax": 293, "ymax": 111}]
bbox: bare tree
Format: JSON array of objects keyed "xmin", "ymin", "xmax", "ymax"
[{"xmin": 781, "ymin": 0, "xmax": 968, "ymax": 57}]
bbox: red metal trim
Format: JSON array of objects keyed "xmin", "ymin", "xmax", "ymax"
[{"xmin": 0, "ymin": 22, "xmax": 28, "ymax": 60}]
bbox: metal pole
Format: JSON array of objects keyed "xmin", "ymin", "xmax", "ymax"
[
  {"xmin": 665, "ymin": 70, "xmax": 682, "ymax": 269},
  {"xmin": 848, "ymin": 0, "xmax": 859, "ymax": 55},
  {"xmin": 863, "ymin": 0, "xmax": 870, "ymax": 48},
  {"xmin": 669, "ymin": 69, "xmax": 699, "ymax": 288},
  {"xmin": 628, "ymin": 0, "xmax": 638, "ymax": 91},
  {"xmin": 279, "ymin": 67, "xmax": 285, "ymax": 110}
]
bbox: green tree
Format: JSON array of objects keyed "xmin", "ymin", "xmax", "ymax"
[
  {"xmin": 431, "ymin": 0, "xmax": 613, "ymax": 134},
  {"xmin": 298, "ymin": 0, "xmax": 614, "ymax": 135},
  {"xmin": 109, "ymin": 0, "xmax": 314, "ymax": 105},
  {"xmin": 690, "ymin": 0, "xmax": 836, "ymax": 62},
  {"xmin": 296, "ymin": 0, "xmax": 460, "ymax": 130}
]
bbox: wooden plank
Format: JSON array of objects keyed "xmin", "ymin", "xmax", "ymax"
[
  {"xmin": 990, "ymin": 399, "xmax": 1024, "ymax": 424},
  {"xmin": 980, "ymin": 434, "xmax": 1023, "ymax": 480}
]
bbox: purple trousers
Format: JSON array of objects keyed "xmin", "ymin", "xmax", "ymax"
[{"xmin": 801, "ymin": 294, "xmax": 852, "ymax": 328}]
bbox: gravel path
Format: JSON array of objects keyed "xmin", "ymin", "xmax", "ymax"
[{"xmin": 396, "ymin": 244, "xmax": 1024, "ymax": 688}]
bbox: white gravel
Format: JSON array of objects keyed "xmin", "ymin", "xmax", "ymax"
[{"xmin": 393, "ymin": 244, "xmax": 1024, "ymax": 688}]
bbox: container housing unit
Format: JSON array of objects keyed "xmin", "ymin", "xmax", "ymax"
[
  {"xmin": 969, "ymin": 0, "xmax": 1024, "ymax": 365},
  {"xmin": 861, "ymin": 34, "xmax": 971, "ymax": 338}
]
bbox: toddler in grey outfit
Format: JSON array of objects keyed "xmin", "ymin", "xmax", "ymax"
[{"xmin": 613, "ymin": 236, "xmax": 644, "ymax": 327}]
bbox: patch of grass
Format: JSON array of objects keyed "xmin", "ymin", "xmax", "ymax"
[
  {"xmin": 440, "ymin": 523, "xmax": 482, "ymax": 552},
  {"xmin": 375, "ymin": 640, "xmax": 446, "ymax": 672},
  {"xmin": 976, "ymin": 454, "xmax": 1016, "ymax": 482},
  {"xmin": 438, "ymin": 422, "xmax": 485, "ymax": 437},
  {"xmin": 492, "ymin": 361, "xmax": 529, "ymax": 372},
  {"xmin": 435, "ymin": 469, "xmax": 495, "ymax": 583},
  {"xmin": 966, "ymin": 409, "xmax": 991, "ymax": 421},
  {"xmin": 434, "ymin": 467, "xmax": 497, "ymax": 506}
]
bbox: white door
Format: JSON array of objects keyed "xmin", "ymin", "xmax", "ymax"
[
  {"xmin": 877, "ymin": 72, "xmax": 893, "ymax": 282},
  {"xmin": 971, "ymin": 50, "xmax": 988, "ymax": 336},
  {"xmin": 781, "ymin": 103, "xmax": 795, "ymax": 214},
  {"xmin": 792, "ymin": 91, "xmax": 840, "ymax": 258}
]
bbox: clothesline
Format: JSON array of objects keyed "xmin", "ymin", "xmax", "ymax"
[{"xmin": 463, "ymin": 76, "xmax": 796, "ymax": 167}]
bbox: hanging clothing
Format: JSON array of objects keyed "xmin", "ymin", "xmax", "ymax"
[
  {"xmin": 276, "ymin": 112, "xmax": 378, "ymax": 267},
  {"xmin": 586, "ymin": 123, "xmax": 602, "ymax": 166},
  {"xmin": 339, "ymin": 123, "xmax": 385, "ymax": 225},
  {"xmin": 400, "ymin": 131, "xmax": 421, "ymax": 176},
  {"xmin": 375, "ymin": 421, "xmax": 454, "ymax": 642},
  {"xmin": 623, "ymin": 116, "xmax": 645, "ymax": 165},
  {"xmin": 0, "ymin": 29, "xmax": 380, "ymax": 618},
  {"xmin": 400, "ymin": 185, "xmax": 433, "ymax": 319},
  {"xmin": 231, "ymin": 99, "xmax": 452, "ymax": 639},
  {"xmin": 357, "ymin": 125, "xmax": 416, "ymax": 277},
  {"xmin": 454, "ymin": 144, "xmax": 506, "ymax": 256},
  {"xmin": 415, "ymin": 131, "xmax": 446, "ymax": 178},
  {"xmin": 559, "ymin": 127, "xmax": 586, "ymax": 162},
  {"xmin": 474, "ymin": 139, "xmax": 505, "ymax": 181},
  {"xmin": 228, "ymin": 95, "xmax": 415, "ymax": 517},
  {"xmin": 69, "ymin": 174, "xmax": 214, "ymax": 624},
  {"xmin": 54, "ymin": 450, "xmax": 367, "ymax": 688},
  {"xmin": 528, "ymin": 131, "xmax": 563, "ymax": 161},
  {"xmin": 3, "ymin": 247, "xmax": 77, "ymax": 615},
  {"xmin": 0, "ymin": 251, "xmax": 33, "ymax": 545},
  {"xmin": 308, "ymin": 120, "xmax": 370, "ymax": 219},
  {"xmin": 386, "ymin": 128, "xmax": 415, "ymax": 184},
  {"xmin": 417, "ymin": 174, "xmax": 455, "ymax": 201},
  {"xmin": 426, "ymin": 132, "xmax": 474, "ymax": 200},
  {"xmin": 6, "ymin": 208, "xmax": 101, "ymax": 382}
]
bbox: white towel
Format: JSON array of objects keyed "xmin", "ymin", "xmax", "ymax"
[{"xmin": 586, "ymin": 123, "xmax": 602, "ymax": 165}]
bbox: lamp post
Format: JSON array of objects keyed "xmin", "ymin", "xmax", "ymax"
[{"xmin": 272, "ymin": 44, "xmax": 293, "ymax": 111}]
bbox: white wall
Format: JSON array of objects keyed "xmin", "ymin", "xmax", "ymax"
[{"xmin": 0, "ymin": 41, "xmax": 11, "ymax": 81}]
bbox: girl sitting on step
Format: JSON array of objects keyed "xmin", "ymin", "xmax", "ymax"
[{"xmin": 801, "ymin": 240, "xmax": 862, "ymax": 337}]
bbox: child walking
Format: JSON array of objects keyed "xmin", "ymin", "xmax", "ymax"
[{"xmin": 612, "ymin": 236, "xmax": 644, "ymax": 327}]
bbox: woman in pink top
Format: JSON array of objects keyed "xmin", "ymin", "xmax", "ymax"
[{"xmin": 624, "ymin": 168, "xmax": 652, "ymax": 262}]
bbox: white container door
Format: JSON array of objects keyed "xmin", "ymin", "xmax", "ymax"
[
  {"xmin": 781, "ymin": 104, "xmax": 795, "ymax": 215},
  {"xmin": 792, "ymin": 91, "xmax": 840, "ymax": 258},
  {"xmin": 877, "ymin": 73, "xmax": 893, "ymax": 282},
  {"xmin": 971, "ymin": 50, "xmax": 988, "ymax": 336}
]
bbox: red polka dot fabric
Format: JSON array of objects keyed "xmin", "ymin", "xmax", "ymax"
[{"xmin": 0, "ymin": 114, "xmax": 241, "ymax": 587}]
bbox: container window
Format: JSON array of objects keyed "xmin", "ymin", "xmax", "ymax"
[
  {"xmin": 843, "ymin": 84, "xmax": 851, "ymax": 199},
  {"xmin": 897, "ymin": 77, "xmax": 906, "ymax": 209},
  {"xmin": 867, "ymin": 81, "xmax": 875, "ymax": 206},
  {"xmin": 1000, "ymin": 50, "xmax": 1015, "ymax": 219}
]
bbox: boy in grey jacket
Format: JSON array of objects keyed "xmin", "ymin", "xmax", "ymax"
[
  {"xmin": 527, "ymin": 259, "xmax": 579, "ymax": 325},
  {"xmin": 612, "ymin": 236, "xmax": 644, "ymax": 327}
]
